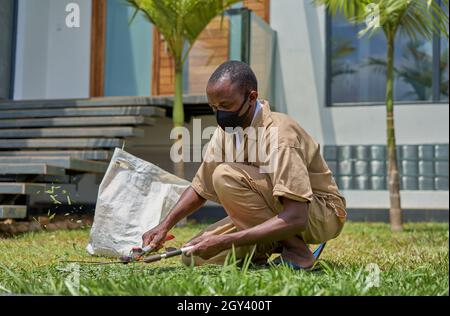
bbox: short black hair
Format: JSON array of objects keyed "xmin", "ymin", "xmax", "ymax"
[{"xmin": 208, "ymin": 60, "xmax": 258, "ymax": 96}]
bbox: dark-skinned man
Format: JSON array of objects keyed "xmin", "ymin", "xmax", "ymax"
[{"xmin": 142, "ymin": 61, "xmax": 347, "ymax": 270}]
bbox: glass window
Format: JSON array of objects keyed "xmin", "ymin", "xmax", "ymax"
[{"xmin": 328, "ymin": 13, "xmax": 447, "ymax": 105}]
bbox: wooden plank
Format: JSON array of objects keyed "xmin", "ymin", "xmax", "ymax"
[
  {"xmin": 0, "ymin": 157, "xmax": 108, "ymax": 173},
  {"xmin": 189, "ymin": 68, "xmax": 228, "ymax": 76},
  {"xmin": 159, "ymin": 85, "xmax": 177, "ymax": 94},
  {"xmin": 189, "ymin": 56, "xmax": 229, "ymax": 66},
  {"xmin": 0, "ymin": 116, "xmax": 156, "ymax": 128},
  {"xmin": 244, "ymin": 0, "xmax": 270, "ymax": 23},
  {"xmin": 159, "ymin": 59, "xmax": 178, "ymax": 68},
  {"xmin": 190, "ymin": 39, "xmax": 229, "ymax": 47},
  {"xmin": 189, "ymin": 53, "xmax": 228, "ymax": 62},
  {"xmin": 264, "ymin": 0, "xmax": 271, "ymax": 23},
  {"xmin": 0, "ymin": 127, "xmax": 144, "ymax": 138},
  {"xmin": 0, "ymin": 205, "xmax": 27, "ymax": 219},
  {"xmin": 203, "ymin": 17, "xmax": 231, "ymax": 28},
  {"xmin": 159, "ymin": 67, "xmax": 174, "ymax": 74},
  {"xmin": 0, "ymin": 183, "xmax": 46, "ymax": 195},
  {"xmin": 0, "ymin": 138, "xmax": 123, "ymax": 149},
  {"xmin": 188, "ymin": 49, "xmax": 228, "ymax": 58},
  {"xmin": 0, "ymin": 163, "xmax": 66, "ymax": 175},
  {"xmin": 0, "ymin": 150, "xmax": 112, "ymax": 160}
]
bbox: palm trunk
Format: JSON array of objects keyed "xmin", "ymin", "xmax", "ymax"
[
  {"xmin": 173, "ymin": 62, "xmax": 185, "ymax": 128},
  {"xmin": 386, "ymin": 32, "xmax": 402, "ymax": 232},
  {"xmin": 173, "ymin": 61, "xmax": 185, "ymax": 180},
  {"xmin": 173, "ymin": 61, "xmax": 186, "ymax": 227}
]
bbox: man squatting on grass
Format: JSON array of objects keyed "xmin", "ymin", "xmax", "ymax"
[{"xmin": 142, "ymin": 61, "xmax": 347, "ymax": 270}]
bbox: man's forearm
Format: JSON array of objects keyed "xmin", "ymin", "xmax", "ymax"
[{"xmin": 161, "ymin": 186, "xmax": 206, "ymax": 230}]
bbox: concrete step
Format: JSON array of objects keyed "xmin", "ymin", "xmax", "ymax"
[
  {"xmin": 0, "ymin": 106, "xmax": 165, "ymax": 120},
  {"xmin": 0, "ymin": 182, "xmax": 47, "ymax": 195},
  {"xmin": 0, "ymin": 96, "xmax": 169, "ymax": 110},
  {"xmin": 0, "ymin": 150, "xmax": 112, "ymax": 160},
  {"xmin": 0, "ymin": 116, "xmax": 156, "ymax": 129},
  {"xmin": 0, "ymin": 205, "xmax": 27, "ymax": 219},
  {"xmin": 0, "ymin": 138, "xmax": 123, "ymax": 149},
  {"xmin": 21, "ymin": 175, "xmax": 71, "ymax": 184},
  {"xmin": 0, "ymin": 127, "xmax": 144, "ymax": 138},
  {"xmin": 0, "ymin": 95, "xmax": 208, "ymax": 110},
  {"xmin": 0, "ymin": 157, "xmax": 108, "ymax": 173},
  {"xmin": 0, "ymin": 163, "xmax": 66, "ymax": 175}
]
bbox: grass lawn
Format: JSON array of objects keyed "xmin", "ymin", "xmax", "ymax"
[{"xmin": 0, "ymin": 221, "xmax": 448, "ymax": 296}]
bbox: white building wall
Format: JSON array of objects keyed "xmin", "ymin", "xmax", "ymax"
[
  {"xmin": 14, "ymin": 0, "xmax": 92, "ymax": 100},
  {"xmin": 270, "ymin": 0, "xmax": 449, "ymax": 146},
  {"xmin": 14, "ymin": 0, "xmax": 50, "ymax": 100},
  {"xmin": 270, "ymin": 0, "xmax": 449, "ymax": 209}
]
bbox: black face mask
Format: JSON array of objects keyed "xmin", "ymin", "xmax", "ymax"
[{"xmin": 216, "ymin": 95, "xmax": 251, "ymax": 132}]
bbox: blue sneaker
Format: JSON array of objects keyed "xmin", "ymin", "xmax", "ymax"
[
  {"xmin": 312, "ymin": 243, "xmax": 326, "ymax": 260},
  {"xmin": 269, "ymin": 243, "xmax": 326, "ymax": 271}
]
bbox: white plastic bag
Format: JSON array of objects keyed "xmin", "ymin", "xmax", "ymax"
[{"xmin": 86, "ymin": 148, "xmax": 190, "ymax": 258}]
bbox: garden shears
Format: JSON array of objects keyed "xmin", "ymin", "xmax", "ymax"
[
  {"xmin": 62, "ymin": 233, "xmax": 179, "ymax": 265},
  {"xmin": 120, "ymin": 233, "xmax": 176, "ymax": 263}
]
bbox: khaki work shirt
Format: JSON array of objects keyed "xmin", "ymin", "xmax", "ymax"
[{"xmin": 192, "ymin": 100, "xmax": 347, "ymax": 209}]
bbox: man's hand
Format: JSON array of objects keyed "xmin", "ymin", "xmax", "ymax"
[
  {"xmin": 142, "ymin": 224, "xmax": 169, "ymax": 249},
  {"xmin": 141, "ymin": 186, "xmax": 206, "ymax": 250},
  {"xmin": 184, "ymin": 234, "xmax": 228, "ymax": 260}
]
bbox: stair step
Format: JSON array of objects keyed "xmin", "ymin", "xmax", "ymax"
[
  {"xmin": 0, "ymin": 106, "xmax": 165, "ymax": 120},
  {"xmin": 0, "ymin": 150, "xmax": 112, "ymax": 160},
  {"xmin": 0, "ymin": 157, "xmax": 108, "ymax": 173},
  {"xmin": 25, "ymin": 175, "xmax": 71, "ymax": 184},
  {"xmin": 0, "ymin": 182, "xmax": 47, "ymax": 195},
  {"xmin": 0, "ymin": 96, "xmax": 170, "ymax": 110},
  {"xmin": 0, "ymin": 127, "xmax": 144, "ymax": 138},
  {"xmin": 0, "ymin": 116, "xmax": 156, "ymax": 128},
  {"xmin": 0, "ymin": 138, "xmax": 123, "ymax": 149},
  {"xmin": 0, "ymin": 205, "xmax": 27, "ymax": 219},
  {"xmin": 0, "ymin": 163, "xmax": 66, "ymax": 175}
]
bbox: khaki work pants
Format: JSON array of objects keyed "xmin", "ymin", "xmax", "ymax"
[{"xmin": 182, "ymin": 163, "xmax": 346, "ymax": 266}]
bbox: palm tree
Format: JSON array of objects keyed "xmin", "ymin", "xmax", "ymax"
[
  {"xmin": 127, "ymin": 0, "xmax": 242, "ymax": 177},
  {"xmin": 315, "ymin": 0, "xmax": 449, "ymax": 231}
]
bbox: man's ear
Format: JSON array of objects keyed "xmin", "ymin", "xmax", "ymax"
[{"xmin": 249, "ymin": 90, "xmax": 258, "ymax": 103}]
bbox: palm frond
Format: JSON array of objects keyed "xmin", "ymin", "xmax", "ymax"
[
  {"xmin": 398, "ymin": 0, "xmax": 449, "ymax": 41},
  {"xmin": 316, "ymin": 0, "xmax": 449, "ymax": 40},
  {"xmin": 313, "ymin": 0, "xmax": 371, "ymax": 23}
]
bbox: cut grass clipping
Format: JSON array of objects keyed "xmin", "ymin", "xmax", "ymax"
[{"xmin": 0, "ymin": 222, "xmax": 448, "ymax": 296}]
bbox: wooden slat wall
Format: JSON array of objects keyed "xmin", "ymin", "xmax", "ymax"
[
  {"xmin": 188, "ymin": 17, "xmax": 230, "ymax": 94},
  {"xmin": 244, "ymin": 0, "xmax": 270, "ymax": 23},
  {"xmin": 152, "ymin": 0, "xmax": 270, "ymax": 96},
  {"xmin": 154, "ymin": 30, "xmax": 174, "ymax": 96}
]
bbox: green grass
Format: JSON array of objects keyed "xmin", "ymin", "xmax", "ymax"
[{"xmin": 0, "ymin": 222, "xmax": 448, "ymax": 296}]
